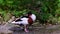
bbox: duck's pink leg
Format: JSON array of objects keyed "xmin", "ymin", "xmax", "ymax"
[{"xmin": 24, "ymin": 25, "xmax": 29, "ymax": 32}]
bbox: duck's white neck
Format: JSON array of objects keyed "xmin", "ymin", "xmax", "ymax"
[{"xmin": 29, "ymin": 14, "xmax": 36, "ymax": 21}]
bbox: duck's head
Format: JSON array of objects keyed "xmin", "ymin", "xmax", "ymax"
[
  {"xmin": 28, "ymin": 11, "xmax": 36, "ymax": 21},
  {"xmin": 27, "ymin": 11, "xmax": 32, "ymax": 17}
]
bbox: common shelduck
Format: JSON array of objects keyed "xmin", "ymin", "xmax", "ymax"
[{"xmin": 11, "ymin": 12, "xmax": 36, "ymax": 32}]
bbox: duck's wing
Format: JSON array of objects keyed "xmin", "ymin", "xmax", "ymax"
[
  {"xmin": 20, "ymin": 16, "xmax": 28, "ymax": 18},
  {"xmin": 14, "ymin": 15, "xmax": 28, "ymax": 22},
  {"xmin": 11, "ymin": 21, "xmax": 22, "ymax": 24},
  {"xmin": 21, "ymin": 17, "xmax": 28, "ymax": 21},
  {"xmin": 15, "ymin": 19, "xmax": 22, "ymax": 22},
  {"xmin": 11, "ymin": 17, "xmax": 29, "ymax": 25}
]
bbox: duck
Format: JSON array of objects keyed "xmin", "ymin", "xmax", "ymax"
[{"xmin": 11, "ymin": 11, "xmax": 36, "ymax": 32}]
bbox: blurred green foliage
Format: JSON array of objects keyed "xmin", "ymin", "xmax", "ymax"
[{"xmin": 0, "ymin": 0, "xmax": 60, "ymax": 24}]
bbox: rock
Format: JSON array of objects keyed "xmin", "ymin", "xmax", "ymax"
[
  {"xmin": 0, "ymin": 30, "xmax": 13, "ymax": 34},
  {"xmin": 8, "ymin": 16, "xmax": 15, "ymax": 23},
  {"xmin": 0, "ymin": 23, "xmax": 13, "ymax": 34}
]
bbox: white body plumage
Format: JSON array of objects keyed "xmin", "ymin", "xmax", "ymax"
[{"xmin": 11, "ymin": 14, "xmax": 36, "ymax": 25}]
